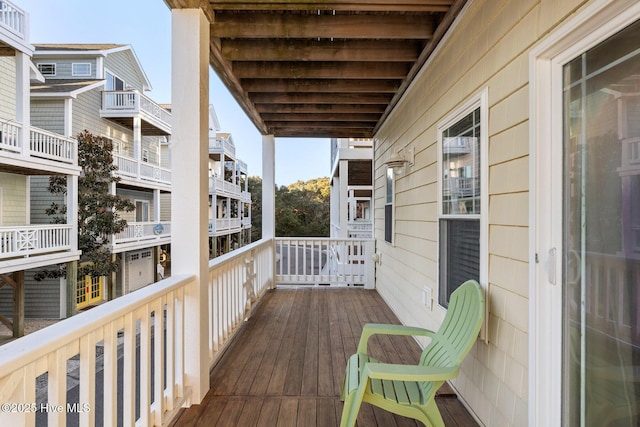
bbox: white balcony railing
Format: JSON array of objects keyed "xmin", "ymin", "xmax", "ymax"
[
  {"xmin": 208, "ymin": 137, "xmax": 236, "ymax": 157},
  {"xmin": 0, "ymin": 239, "xmax": 275, "ymax": 426},
  {"xmin": 209, "ymin": 176, "xmax": 242, "ymax": 197},
  {"xmin": 347, "ymin": 221, "xmax": 373, "ymax": 239},
  {"xmin": 112, "ymin": 221, "xmax": 171, "ymax": 248},
  {"xmin": 211, "ymin": 217, "xmax": 242, "ymax": 235},
  {"xmin": 275, "ymin": 237, "xmax": 374, "ymax": 287},
  {"xmin": 101, "ymin": 91, "xmax": 171, "ymax": 134},
  {"xmin": 0, "ymin": 224, "xmax": 72, "ymax": 259},
  {"xmin": 0, "ymin": 120, "xmax": 77, "ymax": 165},
  {"xmin": 0, "ymin": 0, "xmax": 26, "ymax": 39},
  {"xmin": 113, "ymin": 153, "xmax": 171, "ymax": 185}
]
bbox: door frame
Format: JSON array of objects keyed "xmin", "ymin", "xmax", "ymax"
[{"xmin": 529, "ymin": 0, "xmax": 640, "ymax": 425}]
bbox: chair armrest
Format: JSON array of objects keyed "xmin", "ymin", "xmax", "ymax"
[
  {"xmin": 363, "ymin": 362, "xmax": 459, "ymax": 382},
  {"xmin": 357, "ymin": 323, "xmax": 435, "ymax": 354}
]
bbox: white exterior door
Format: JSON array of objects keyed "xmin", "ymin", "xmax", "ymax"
[{"xmin": 531, "ymin": 1, "xmax": 640, "ymax": 425}]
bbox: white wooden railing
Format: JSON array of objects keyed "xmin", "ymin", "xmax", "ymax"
[
  {"xmin": 0, "ymin": 121, "xmax": 77, "ymax": 165},
  {"xmin": 0, "ymin": 119, "xmax": 20, "ymax": 151},
  {"xmin": 209, "ymin": 176, "xmax": 241, "ymax": 197},
  {"xmin": 0, "ymin": 240, "xmax": 275, "ymax": 426},
  {"xmin": 275, "ymin": 237, "xmax": 374, "ymax": 287},
  {"xmin": 0, "ymin": 224, "xmax": 72, "ymax": 258},
  {"xmin": 0, "ymin": 0, "xmax": 25, "ymax": 39},
  {"xmin": 208, "ymin": 137, "xmax": 235, "ymax": 157},
  {"xmin": 0, "ymin": 274, "xmax": 192, "ymax": 426},
  {"xmin": 30, "ymin": 127, "xmax": 76, "ymax": 164},
  {"xmin": 114, "ymin": 153, "xmax": 171, "ymax": 185},
  {"xmin": 101, "ymin": 91, "xmax": 171, "ymax": 132},
  {"xmin": 347, "ymin": 221, "xmax": 373, "ymax": 239},
  {"xmin": 112, "ymin": 221, "xmax": 171, "ymax": 247},
  {"xmin": 207, "ymin": 239, "xmax": 274, "ymax": 366}
]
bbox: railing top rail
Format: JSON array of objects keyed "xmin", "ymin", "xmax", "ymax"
[
  {"xmin": 274, "ymin": 236, "xmax": 373, "ymax": 242},
  {"xmin": 0, "ymin": 273, "xmax": 195, "ymax": 378},
  {"xmin": 209, "ymin": 238, "xmax": 273, "ymax": 268}
]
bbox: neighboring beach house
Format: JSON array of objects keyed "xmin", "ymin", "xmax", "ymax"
[
  {"xmin": 329, "ymin": 137, "xmax": 373, "ymax": 239},
  {"xmin": 0, "ymin": 0, "xmax": 80, "ymax": 335},
  {"xmin": 207, "ymin": 105, "xmax": 251, "ymax": 257},
  {"xmin": 26, "ymin": 43, "xmax": 171, "ymax": 315}
]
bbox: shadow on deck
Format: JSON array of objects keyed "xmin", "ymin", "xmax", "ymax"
[{"xmin": 170, "ymin": 287, "xmax": 480, "ymax": 426}]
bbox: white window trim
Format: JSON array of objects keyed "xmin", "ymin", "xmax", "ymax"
[
  {"xmin": 135, "ymin": 199, "xmax": 150, "ymax": 222},
  {"xmin": 37, "ymin": 63, "xmax": 56, "ymax": 76},
  {"xmin": 384, "ymin": 167, "xmax": 394, "ymax": 245},
  {"xmin": 436, "ymin": 88, "xmax": 488, "ymax": 337},
  {"xmin": 529, "ymin": 1, "xmax": 640, "ymax": 425},
  {"xmin": 72, "ymin": 62, "xmax": 91, "ymax": 77}
]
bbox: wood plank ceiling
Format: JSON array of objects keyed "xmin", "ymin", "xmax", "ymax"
[{"xmin": 164, "ymin": 0, "xmax": 467, "ymax": 138}]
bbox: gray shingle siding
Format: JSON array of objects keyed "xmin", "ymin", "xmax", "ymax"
[
  {"xmin": 104, "ymin": 50, "xmax": 145, "ymax": 91},
  {"xmin": 31, "ymin": 100, "xmax": 65, "ymax": 135},
  {"xmin": 34, "ymin": 58, "xmax": 97, "ymax": 79}
]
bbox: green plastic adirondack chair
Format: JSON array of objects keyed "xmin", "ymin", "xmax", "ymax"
[{"xmin": 340, "ymin": 279, "xmax": 484, "ymax": 427}]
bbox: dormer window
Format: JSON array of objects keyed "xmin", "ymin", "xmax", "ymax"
[
  {"xmin": 37, "ymin": 63, "xmax": 56, "ymax": 76},
  {"xmin": 72, "ymin": 63, "xmax": 91, "ymax": 77}
]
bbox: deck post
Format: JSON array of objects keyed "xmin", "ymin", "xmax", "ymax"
[
  {"xmin": 171, "ymin": 7, "xmax": 210, "ymax": 403},
  {"xmin": 262, "ymin": 134, "xmax": 275, "ymax": 240},
  {"xmin": 15, "ymin": 50, "xmax": 29, "ymax": 156}
]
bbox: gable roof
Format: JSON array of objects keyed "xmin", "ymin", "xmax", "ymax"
[{"xmin": 33, "ymin": 44, "xmax": 152, "ymax": 91}]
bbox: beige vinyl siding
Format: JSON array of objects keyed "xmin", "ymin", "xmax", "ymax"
[
  {"xmin": 31, "ymin": 99, "xmax": 65, "ymax": 135},
  {"xmin": 104, "ymin": 50, "xmax": 146, "ymax": 91},
  {"xmin": 160, "ymin": 192, "xmax": 171, "ymax": 222},
  {"xmin": 373, "ymin": 0, "xmax": 589, "ymax": 425},
  {"xmin": 0, "ymin": 173, "xmax": 27, "ymax": 226},
  {"xmin": 35, "ymin": 57, "xmax": 96, "ymax": 79},
  {"xmin": 0, "ymin": 57, "xmax": 16, "ymax": 120}
]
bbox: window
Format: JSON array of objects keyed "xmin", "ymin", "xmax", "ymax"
[
  {"xmin": 72, "ymin": 63, "xmax": 91, "ymax": 77},
  {"xmin": 438, "ymin": 90, "xmax": 487, "ymax": 307},
  {"xmin": 105, "ymin": 71, "xmax": 124, "ymax": 91},
  {"xmin": 37, "ymin": 63, "xmax": 56, "ymax": 76},
  {"xmin": 384, "ymin": 167, "xmax": 393, "ymax": 243},
  {"xmin": 142, "ymin": 148, "xmax": 149, "ymax": 163},
  {"xmin": 135, "ymin": 200, "xmax": 150, "ymax": 222}
]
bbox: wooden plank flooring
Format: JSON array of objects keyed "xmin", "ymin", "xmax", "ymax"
[{"xmin": 169, "ymin": 287, "xmax": 480, "ymax": 427}]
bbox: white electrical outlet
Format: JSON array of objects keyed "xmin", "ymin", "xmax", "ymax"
[{"xmin": 422, "ymin": 286, "xmax": 432, "ymax": 310}]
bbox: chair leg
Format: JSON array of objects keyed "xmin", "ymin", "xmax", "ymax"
[
  {"xmin": 340, "ymin": 384, "xmax": 367, "ymax": 427},
  {"xmin": 424, "ymin": 399, "xmax": 445, "ymax": 427}
]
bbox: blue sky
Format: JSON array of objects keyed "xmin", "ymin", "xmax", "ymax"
[{"xmin": 18, "ymin": 0, "xmax": 331, "ymax": 186}]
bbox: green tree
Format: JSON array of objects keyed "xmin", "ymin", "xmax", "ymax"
[{"xmin": 36, "ymin": 130, "xmax": 135, "ymax": 280}]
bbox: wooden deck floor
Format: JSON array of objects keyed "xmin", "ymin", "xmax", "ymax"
[{"xmin": 170, "ymin": 287, "xmax": 479, "ymax": 427}]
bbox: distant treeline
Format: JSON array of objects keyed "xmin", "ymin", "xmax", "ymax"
[{"xmin": 248, "ymin": 176, "xmax": 330, "ymax": 240}]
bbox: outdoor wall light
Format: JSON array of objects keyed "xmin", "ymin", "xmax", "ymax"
[{"xmin": 385, "ymin": 146, "xmax": 414, "ymax": 175}]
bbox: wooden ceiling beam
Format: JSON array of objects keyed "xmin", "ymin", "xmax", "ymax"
[
  {"xmin": 255, "ymin": 103, "xmax": 386, "ymax": 114},
  {"xmin": 271, "ymin": 128, "xmax": 374, "ymax": 138},
  {"xmin": 261, "ymin": 113, "xmax": 380, "ymax": 122},
  {"xmin": 233, "ymin": 61, "xmax": 410, "ymax": 79},
  {"xmin": 265, "ymin": 121, "xmax": 374, "ymax": 129},
  {"xmin": 222, "ymin": 39, "xmax": 421, "ymax": 62},
  {"xmin": 211, "ymin": 13, "xmax": 434, "ymax": 40},
  {"xmin": 250, "ymin": 92, "xmax": 392, "ymax": 104},
  {"xmin": 208, "ymin": 0, "xmax": 453, "ymax": 12},
  {"xmin": 242, "ymin": 78, "xmax": 400, "ymax": 93}
]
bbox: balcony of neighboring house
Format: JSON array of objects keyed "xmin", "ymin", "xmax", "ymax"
[
  {"xmin": 0, "ymin": 0, "xmax": 29, "ymax": 53},
  {"xmin": 110, "ymin": 194, "xmax": 171, "ymax": 253},
  {"xmin": 112, "ymin": 151, "xmax": 171, "ymax": 189},
  {"xmin": 99, "ymin": 90, "xmax": 171, "ymax": 136},
  {"xmin": 0, "ymin": 119, "xmax": 79, "ymax": 175}
]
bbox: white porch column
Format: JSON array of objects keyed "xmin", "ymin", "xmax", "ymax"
[
  {"xmin": 153, "ymin": 189, "xmax": 160, "ymax": 222},
  {"xmin": 171, "ymin": 7, "xmax": 210, "ymax": 403},
  {"xmin": 133, "ymin": 116, "xmax": 141, "ymax": 177},
  {"xmin": 339, "ymin": 160, "xmax": 349, "ymax": 238},
  {"xmin": 262, "ymin": 134, "xmax": 275, "ymax": 239},
  {"xmin": 15, "ymin": 51, "xmax": 30, "ymax": 156},
  {"xmin": 67, "ymin": 175, "xmax": 78, "ymax": 250}
]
